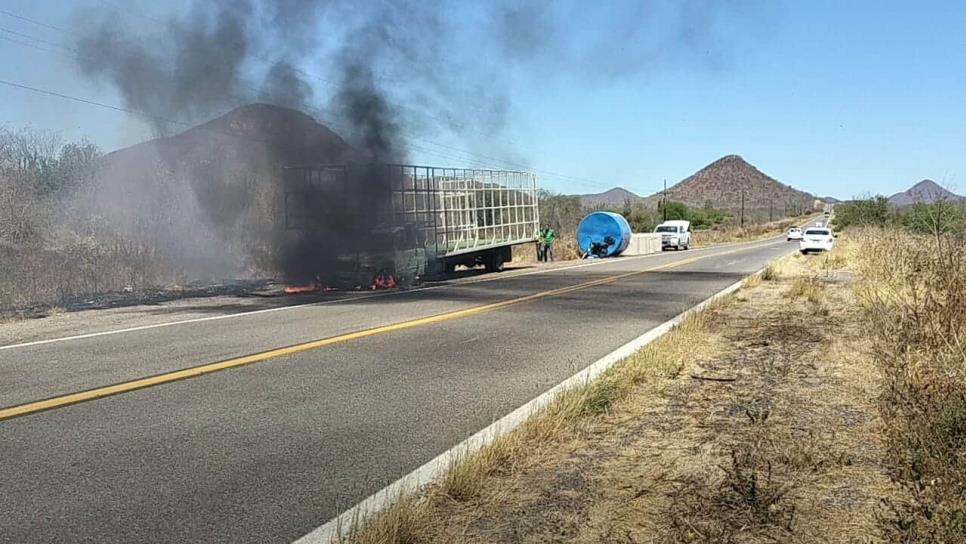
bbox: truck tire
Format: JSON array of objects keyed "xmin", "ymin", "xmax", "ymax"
[{"xmin": 484, "ymin": 252, "xmax": 505, "ymax": 272}]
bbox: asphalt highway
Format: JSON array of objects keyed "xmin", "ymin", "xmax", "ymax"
[{"xmin": 0, "ymin": 236, "xmax": 801, "ymax": 543}]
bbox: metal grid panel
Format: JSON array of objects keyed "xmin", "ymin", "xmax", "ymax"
[
  {"xmin": 283, "ymin": 164, "xmax": 540, "ymax": 257},
  {"xmin": 385, "ymin": 165, "xmax": 539, "ymax": 256}
]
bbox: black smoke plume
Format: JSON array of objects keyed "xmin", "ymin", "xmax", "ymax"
[{"xmin": 70, "ymin": 0, "xmax": 766, "ymax": 283}]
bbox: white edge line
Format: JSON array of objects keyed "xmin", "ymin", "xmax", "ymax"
[
  {"xmin": 293, "ymin": 262, "xmax": 770, "ymax": 544},
  {"xmin": 0, "ymin": 235, "xmax": 789, "ymax": 351}
]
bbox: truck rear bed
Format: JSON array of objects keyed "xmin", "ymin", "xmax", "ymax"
[{"xmin": 284, "ymin": 164, "xmax": 540, "ymax": 258}]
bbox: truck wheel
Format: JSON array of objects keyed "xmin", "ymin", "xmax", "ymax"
[{"xmin": 484, "ymin": 253, "xmax": 505, "ymax": 272}]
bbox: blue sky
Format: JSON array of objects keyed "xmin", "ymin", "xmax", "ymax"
[{"xmin": 1, "ymin": 0, "xmax": 964, "ymax": 198}]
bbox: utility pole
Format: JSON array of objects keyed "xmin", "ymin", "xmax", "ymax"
[
  {"xmin": 769, "ymin": 199, "xmax": 773, "ymax": 222},
  {"xmin": 740, "ymin": 191, "xmax": 745, "ymax": 228},
  {"xmin": 663, "ymin": 179, "xmax": 667, "ymax": 221}
]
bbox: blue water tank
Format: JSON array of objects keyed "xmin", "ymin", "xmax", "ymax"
[{"xmin": 576, "ymin": 211, "xmax": 632, "ymax": 258}]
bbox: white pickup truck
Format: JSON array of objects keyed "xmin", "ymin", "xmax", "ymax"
[{"xmin": 655, "ymin": 220, "xmax": 691, "ymax": 251}]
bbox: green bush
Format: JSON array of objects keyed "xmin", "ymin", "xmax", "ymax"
[
  {"xmin": 830, "ymin": 196, "xmax": 892, "ymax": 229},
  {"xmin": 654, "ymin": 200, "xmax": 733, "ymax": 230}
]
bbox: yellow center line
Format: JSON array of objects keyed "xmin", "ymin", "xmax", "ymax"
[{"xmin": 0, "ymin": 244, "xmax": 765, "ymax": 422}]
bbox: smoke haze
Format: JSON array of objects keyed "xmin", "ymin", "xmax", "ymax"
[{"xmin": 67, "ymin": 0, "xmax": 765, "ymax": 283}]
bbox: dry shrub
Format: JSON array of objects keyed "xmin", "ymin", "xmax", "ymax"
[
  {"xmin": 760, "ymin": 263, "xmax": 780, "ymax": 282},
  {"xmin": 760, "ymin": 253, "xmax": 803, "ymax": 283},
  {"xmin": 666, "ymin": 440, "xmax": 798, "ymax": 544},
  {"xmin": 852, "ymin": 227, "xmax": 966, "ymax": 541},
  {"xmin": 785, "ymin": 276, "xmax": 823, "ymax": 303}
]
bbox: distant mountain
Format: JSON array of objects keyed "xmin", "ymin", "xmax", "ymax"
[
  {"xmin": 100, "ymin": 103, "xmax": 352, "ymax": 174},
  {"xmin": 820, "ymin": 196, "xmax": 841, "ymax": 204},
  {"xmin": 888, "ymin": 179, "xmax": 962, "ymax": 206},
  {"xmin": 85, "ymin": 103, "xmax": 355, "ymax": 277},
  {"xmin": 577, "ymin": 186, "xmax": 641, "ymax": 207},
  {"xmin": 644, "ymin": 155, "xmax": 816, "ymax": 218}
]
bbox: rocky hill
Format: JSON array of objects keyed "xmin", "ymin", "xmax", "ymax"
[
  {"xmin": 888, "ymin": 179, "xmax": 962, "ymax": 206},
  {"xmin": 99, "ymin": 103, "xmax": 352, "ymax": 178},
  {"xmin": 644, "ymin": 155, "xmax": 817, "ymax": 219},
  {"xmin": 577, "ymin": 187, "xmax": 641, "ymax": 207},
  {"xmin": 86, "ymin": 104, "xmax": 354, "ymax": 278}
]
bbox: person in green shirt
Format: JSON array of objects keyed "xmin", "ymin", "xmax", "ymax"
[{"xmin": 540, "ymin": 224, "xmax": 556, "ymax": 262}]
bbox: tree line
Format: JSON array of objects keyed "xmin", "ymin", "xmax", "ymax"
[{"xmin": 831, "ymin": 196, "xmax": 966, "ymax": 236}]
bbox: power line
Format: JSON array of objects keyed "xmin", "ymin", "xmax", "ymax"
[
  {"xmin": 0, "ymin": 34, "xmax": 55, "ymax": 53},
  {"xmin": 0, "ymin": 26, "xmax": 74, "ymax": 51},
  {"xmin": 0, "ymin": 9, "xmax": 66, "ymax": 32},
  {"xmin": 0, "ymin": 78, "xmax": 179, "ymax": 125}
]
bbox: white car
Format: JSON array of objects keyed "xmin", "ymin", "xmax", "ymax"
[
  {"xmin": 800, "ymin": 228, "xmax": 834, "ymax": 254},
  {"xmin": 786, "ymin": 227, "xmax": 803, "ymax": 241},
  {"xmin": 655, "ymin": 220, "xmax": 691, "ymax": 250}
]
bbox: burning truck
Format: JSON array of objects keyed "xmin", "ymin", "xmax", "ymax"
[{"xmin": 282, "ymin": 164, "xmax": 539, "ymax": 289}]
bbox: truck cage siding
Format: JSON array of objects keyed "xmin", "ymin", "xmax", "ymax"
[{"xmin": 283, "ymin": 164, "xmax": 540, "ymax": 258}]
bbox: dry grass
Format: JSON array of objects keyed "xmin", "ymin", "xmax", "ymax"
[
  {"xmin": 650, "ymin": 250, "xmax": 896, "ymax": 543},
  {"xmin": 786, "ymin": 276, "xmax": 823, "ymax": 303},
  {"xmin": 578, "ymin": 303, "xmax": 726, "ymax": 414},
  {"xmin": 338, "ymin": 494, "xmax": 427, "ymax": 544},
  {"xmin": 849, "ymin": 228, "xmax": 966, "ymax": 542},
  {"xmin": 759, "ymin": 252, "xmax": 803, "ymax": 283}
]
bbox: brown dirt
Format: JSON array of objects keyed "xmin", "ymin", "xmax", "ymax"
[{"xmin": 383, "ymin": 251, "xmax": 904, "ymax": 543}]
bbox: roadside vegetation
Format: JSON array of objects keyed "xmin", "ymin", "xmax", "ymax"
[
  {"xmin": 852, "ymin": 227, "xmax": 966, "ymax": 541},
  {"xmin": 0, "ymin": 126, "xmax": 278, "ymax": 316},
  {"xmin": 832, "ymin": 195, "xmax": 966, "ymax": 235},
  {"xmin": 834, "ymin": 193, "xmax": 966, "ymax": 543},
  {"xmin": 0, "ymin": 127, "xmax": 106, "ymax": 312}
]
